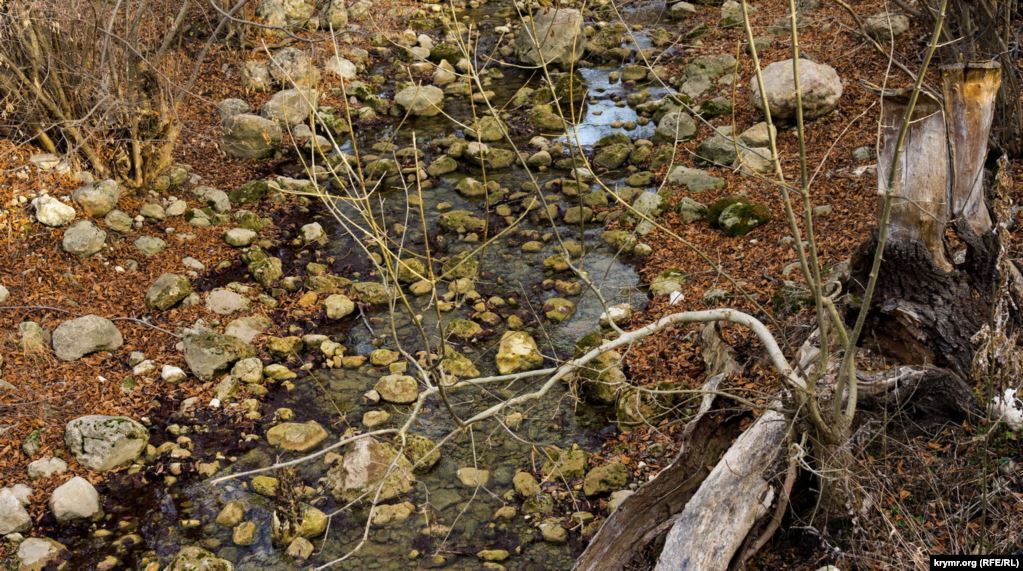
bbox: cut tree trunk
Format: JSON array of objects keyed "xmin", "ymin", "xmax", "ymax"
[{"xmin": 850, "ymin": 68, "xmax": 1004, "ymax": 376}]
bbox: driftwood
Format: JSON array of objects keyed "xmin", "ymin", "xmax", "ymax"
[
  {"xmin": 653, "ymin": 409, "xmax": 789, "ymax": 571},
  {"xmin": 856, "ymin": 365, "xmax": 983, "ymax": 423}
]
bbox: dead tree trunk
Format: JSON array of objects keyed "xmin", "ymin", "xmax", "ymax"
[{"xmin": 849, "ymin": 65, "xmax": 1004, "ymax": 376}]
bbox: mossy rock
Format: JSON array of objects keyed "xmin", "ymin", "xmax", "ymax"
[
  {"xmin": 593, "ymin": 143, "xmax": 633, "ymax": 171},
  {"xmin": 717, "ymin": 201, "xmax": 772, "ymax": 236},
  {"xmin": 401, "ymin": 434, "xmax": 441, "ymax": 472},
  {"xmin": 440, "ymin": 251, "xmax": 479, "ymax": 279},
  {"xmin": 707, "ymin": 197, "xmax": 745, "ymax": 226},
  {"xmin": 229, "ymin": 180, "xmax": 270, "ymax": 205},
  {"xmin": 541, "ymin": 444, "xmax": 588, "ymax": 480}
]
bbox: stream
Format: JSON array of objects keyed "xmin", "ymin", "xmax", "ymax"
[{"xmin": 56, "ymin": 0, "xmax": 677, "ymax": 568}]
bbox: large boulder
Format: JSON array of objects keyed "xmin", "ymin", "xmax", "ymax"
[
  {"xmin": 751, "ymin": 58, "xmax": 843, "ymax": 120},
  {"xmin": 222, "ymin": 114, "xmax": 283, "ymax": 159},
  {"xmin": 61, "ymin": 220, "xmax": 106, "ymax": 258},
  {"xmin": 72, "ymin": 179, "xmax": 120, "ymax": 216},
  {"xmin": 515, "ymin": 8, "xmax": 586, "ymax": 67},
  {"xmin": 51, "ymin": 315, "xmax": 122, "ymax": 361},
  {"xmin": 326, "ymin": 438, "xmax": 414, "ymax": 503},
  {"xmin": 49, "ymin": 476, "xmax": 101, "ymax": 522},
  {"xmin": 145, "ymin": 273, "xmax": 193, "ymax": 311},
  {"xmin": 495, "ymin": 331, "xmax": 544, "ymax": 375},
  {"xmin": 394, "ymin": 85, "xmax": 445, "ymax": 117},
  {"xmin": 262, "ymin": 88, "xmax": 318, "ymax": 127},
  {"xmin": 65, "ymin": 415, "xmax": 149, "ymax": 471},
  {"xmin": 183, "ymin": 331, "xmax": 255, "ymax": 380}
]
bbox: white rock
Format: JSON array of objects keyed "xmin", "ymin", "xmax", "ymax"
[
  {"xmin": 16, "ymin": 537, "xmax": 67, "ymax": 570},
  {"xmin": 32, "ymin": 195, "xmax": 76, "ymax": 227},
  {"xmin": 325, "ymin": 55, "xmax": 357, "ymax": 80},
  {"xmin": 49, "ymin": 476, "xmax": 102, "ymax": 522},
  {"xmin": 161, "ymin": 365, "xmax": 188, "ymax": 383},
  {"xmin": 990, "ymin": 388, "xmax": 1023, "ymax": 431},
  {"xmin": 28, "ymin": 457, "xmax": 69, "ymax": 479},
  {"xmin": 0, "ymin": 487, "xmax": 32, "ymax": 534}
]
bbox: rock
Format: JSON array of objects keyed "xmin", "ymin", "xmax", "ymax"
[
  {"xmin": 32, "ymin": 195, "xmax": 76, "ymax": 227},
  {"xmin": 266, "ymin": 421, "xmax": 328, "ymax": 452},
  {"xmin": 73, "ymin": 180, "xmax": 120, "ymax": 216},
  {"xmin": 217, "ymin": 98, "xmax": 251, "ymax": 122},
  {"xmin": 513, "ymin": 471, "xmax": 541, "ymax": 496},
  {"xmin": 0, "ymin": 487, "xmax": 31, "ymax": 534},
  {"xmin": 468, "ymin": 115, "xmax": 507, "ymax": 142},
  {"xmin": 433, "ymin": 60, "xmax": 456, "ymax": 85},
  {"xmin": 161, "ymin": 365, "xmax": 187, "ymax": 383},
  {"xmin": 262, "ymin": 88, "xmax": 318, "ymax": 127},
  {"xmin": 183, "ymin": 332, "xmax": 255, "ymax": 380},
  {"xmin": 667, "ymin": 166, "xmax": 726, "ymax": 192},
  {"xmin": 104, "ymin": 209, "xmax": 133, "ymax": 233},
  {"xmin": 322, "ymin": 0, "xmax": 347, "ymax": 28},
  {"xmin": 230, "ymin": 180, "xmax": 270, "ymax": 205},
  {"xmin": 593, "ymin": 143, "xmax": 632, "ymax": 170},
  {"xmin": 863, "ymin": 12, "xmax": 910, "ymax": 41},
  {"xmin": 710, "ymin": 197, "xmax": 772, "ymax": 236},
  {"xmin": 224, "ymin": 227, "xmax": 257, "ymax": 247},
  {"xmin": 495, "ymin": 331, "xmax": 544, "ymax": 374},
  {"xmin": 600, "ymin": 303, "xmax": 633, "ymax": 327},
  {"xmin": 61, "ymin": 220, "xmax": 106, "ymax": 257},
  {"xmin": 16, "ymin": 537, "xmax": 68, "ymax": 571},
  {"xmin": 543, "ymin": 297, "xmax": 576, "ymax": 322},
  {"xmin": 65, "ymin": 415, "xmax": 148, "ymax": 471},
  {"xmin": 735, "ymin": 145, "xmax": 775, "ymax": 176},
  {"xmin": 0, "ymin": 284, "xmax": 8, "ymax": 303},
  {"xmin": 226, "ymin": 315, "xmax": 273, "ymax": 344},
  {"xmin": 232, "ymin": 357, "xmax": 263, "ymax": 383},
  {"xmin": 374, "ymin": 374, "xmax": 419, "ymax": 404},
  {"xmin": 455, "ymin": 176, "xmax": 487, "ymax": 198},
  {"xmin": 676, "ymin": 197, "xmax": 709, "ymax": 222},
  {"xmin": 52, "ymin": 315, "xmax": 122, "ymax": 361},
  {"xmin": 242, "ymin": 247, "xmax": 283, "ymax": 287},
  {"xmin": 202, "ymin": 187, "xmax": 232, "ymax": 213},
  {"xmin": 216, "ymin": 501, "xmax": 245, "ymax": 527},
  {"xmin": 654, "ymin": 111, "xmax": 697, "ymax": 142},
  {"xmin": 27, "ymin": 457, "xmax": 68, "ymax": 479},
  {"xmin": 542, "ymin": 444, "xmax": 588, "ymax": 479},
  {"xmin": 583, "ymin": 463, "xmax": 629, "ymax": 496},
  {"xmin": 165, "ymin": 546, "xmax": 234, "ymax": 571},
  {"xmin": 669, "ymin": 1, "xmax": 697, "ymax": 19},
  {"xmin": 479, "ymin": 549, "xmax": 510, "ymax": 562},
  {"xmin": 134, "ymin": 235, "xmax": 166, "ymax": 257},
  {"xmin": 540, "ymin": 519, "xmax": 567, "ymax": 543},
  {"xmin": 608, "ymin": 489, "xmax": 634, "ymax": 511},
  {"xmin": 241, "ymin": 60, "xmax": 272, "ymax": 92},
  {"xmin": 515, "ymin": 8, "xmax": 585, "ymax": 67},
  {"xmin": 456, "ymin": 467, "xmax": 490, "ymax": 487},
  {"xmin": 257, "ymin": 0, "xmax": 314, "ymax": 29},
  {"xmin": 139, "ymin": 202, "xmax": 166, "ymax": 220},
  {"xmin": 738, "ymin": 122, "xmax": 777, "ymax": 147},
  {"xmin": 287, "ymin": 537, "xmax": 314, "ymax": 561},
  {"xmin": 650, "ymin": 269, "xmax": 685, "ymax": 295},
  {"xmin": 206, "ymin": 288, "xmax": 250, "ymax": 315},
  {"xmin": 300, "ymin": 222, "xmax": 326, "ymax": 244},
  {"xmin": 696, "ymin": 132, "xmax": 738, "ymax": 166},
  {"xmin": 439, "ymin": 209, "xmax": 486, "ymax": 233},
  {"xmin": 326, "ymin": 438, "xmax": 414, "ymax": 502},
  {"xmin": 272, "ymin": 504, "xmax": 327, "ymax": 542},
  {"xmin": 427, "ymin": 155, "xmax": 458, "ymax": 176},
  {"xmin": 394, "ymin": 84, "xmax": 445, "ymax": 116},
  {"xmin": 222, "ymin": 114, "xmax": 282, "ymax": 159},
  {"xmin": 49, "ymin": 476, "xmax": 101, "ymax": 522},
  {"xmin": 268, "ymin": 47, "xmax": 319, "ymax": 88},
  {"xmin": 145, "ymin": 273, "xmax": 193, "ymax": 310},
  {"xmin": 19, "ymin": 321, "xmax": 50, "ymax": 354},
  {"xmin": 403, "ymin": 434, "xmax": 441, "ymax": 472},
  {"xmin": 719, "ymin": 0, "xmax": 745, "ymax": 27},
  {"xmin": 325, "ymin": 55, "xmax": 357, "ymax": 80},
  {"xmin": 370, "ymin": 502, "xmax": 415, "ymax": 527},
  {"xmin": 324, "ymin": 294, "xmax": 355, "ymax": 319},
  {"xmin": 232, "ymin": 521, "xmax": 257, "ymax": 546},
  {"xmin": 362, "ymin": 410, "xmax": 390, "ymax": 428},
  {"xmin": 751, "ymin": 58, "xmax": 843, "ymax": 120}
]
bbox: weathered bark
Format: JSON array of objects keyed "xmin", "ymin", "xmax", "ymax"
[
  {"xmin": 878, "ymin": 90, "xmax": 952, "ymax": 272},
  {"xmin": 943, "ymin": 62, "xmax": 1000, "ymax": 235},
  {"xmin": 856, "ymin": 365, "xmax": 983, "ymax": 423}
]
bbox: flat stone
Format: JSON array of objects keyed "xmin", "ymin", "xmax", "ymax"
[
  {"xmin": 266, "ymin": 421, "xmax": 328, "ymax": 452},
  {"xmin": 52, "ymin": 315, "xmax": 123, "ymax": 361}
]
